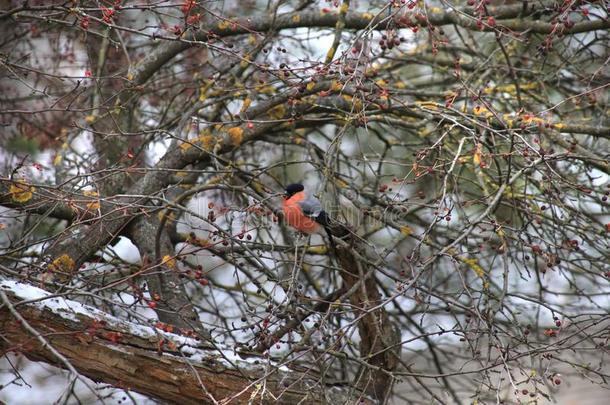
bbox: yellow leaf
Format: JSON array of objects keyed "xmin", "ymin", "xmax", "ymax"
[
  {"xmin": 217, "ymin": 20, "xmax": 230, "ymax": 30},
  {"xmin": 85, "ymin": 115, "xmax": 96, "ymax": 124},
  {"xmin": 240, "ymin": 98, "xmax": 252, "ymax": 113},
  {"xmin": 343, "ymin": 94, "xmax": 363, "ymax": 111},
  {"xmin": 335, "ymin": 178, "xmax": 348, "ymax": 188},
  {"xmin": 198, "ymin": 133, "xmax": 216, "ymax": 151},
  {"xmin": 361, "ymin": 12, "xmax": 373, "ymax": 20},
  {"xmin": 325, "ymin": 46, "xmax": 336, "ymax": 61},
  {"xmin": 48, "ymin": 254, "xmax": 75, "ymax": 274},
  {"xmin": 179, "ymin": 141, "xmax": 193, "ymax": 152},
  {"xmin": 268, "ymin": 104, "xmax": 286, "ymax": 120},
  {"xmin": 53, "ymin": 153, "xmax": 63, "ymax": 166},
  {"xmin": 521, "ymin": 113, "xmax": 544, "ymax": 124},
  {"xmin": 330, "ymin": 80, "xmax": 342, "ymax": 92},
  {"xmin": 416, "ymin": 101, "xmax": 439, "ymax": 110},
  {"xmin": 83, "ymin": 190, "xmax": 100, "ymax": 210},
  {"xmin": 462, "ymin": 258, "xmax": 485, "ymax": 280},
  {"xmin": 161, "ymin": 255, "xmax": 176, "ymax": 269},
  {"xmin": 473, "ymin": 106, "xmax": 488, "ymax": 116},
  {"xmin": 257, "ymin": 84, "xmax": 276, "ymax": 95},
  {"xmin": 291, "ymin": 14, "xmax": 300, "ymax": 23},
  {"xmin": 483, "ymin": 82, "xmax": 538, "ymax": 95},
  {"xmin": 9, "ymin": 182, "xmax": 35, "ymax": 203},
  {"xmin": 307, "ymin": 245, "xmax": 328, "ymax": 255},
  {"xmin": 86, "ymin": 201, "xmax": 100, "ymax": 210},
  {"xmin": 306, "ymin": 81, "xmax": 316, "ymax": 91},
  {"xmin": 227, "ymin": 127, "xmax": 244, "ymax": 146},
  {"xmin": 473, "ymin": 143, "xmax": 482, "ymax": 166},
  {"xmin": 400, "ymin": 226, "xmax": 413, "ymax": 236}
]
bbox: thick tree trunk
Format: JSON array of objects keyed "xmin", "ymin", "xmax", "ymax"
[
  {"xmin": 0, "ymin": 281, "xmax": 374, "ymax": 405},
  {"xmin": 336, "ymin": 246, "xmax": 400, "ymax": 402}
]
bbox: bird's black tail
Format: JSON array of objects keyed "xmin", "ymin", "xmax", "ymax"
[{"xmin": 315, "ymin": 211, "xmax": 351, "ymax": 239}]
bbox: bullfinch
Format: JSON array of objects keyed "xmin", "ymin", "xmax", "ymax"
[{"xmin": 282, "ymin": 183, "xmax": 350, "ymax": 240}]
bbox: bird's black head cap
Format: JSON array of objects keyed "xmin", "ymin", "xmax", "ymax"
[{"xmin": 285, "ymin": 183, "xmax": 304, "ymax": 198}]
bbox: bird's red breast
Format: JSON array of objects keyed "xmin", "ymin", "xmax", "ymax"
[{"xmin": 282, "ymin": 191, "xmax": 321, "ymax": 234}]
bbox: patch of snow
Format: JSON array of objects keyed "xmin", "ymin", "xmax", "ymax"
[
  {"xmin": 1, "ymin": 279, "xmax": 290, "ymax": 374},
  {"xmin": 0, "ymin": 279, "xmax": 179, "ymax": 343},
  {"xmin": 183, "ymin": 344, "xmax": 290, "ymax": 373},
  {"xmin": 101, "ymin": 236, "xmax": 141, "ymax": 264}
]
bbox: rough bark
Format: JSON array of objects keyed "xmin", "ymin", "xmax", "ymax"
[
  {"xmin": 335, "ymin": 245, "xmax": 401, "ymax": 402},
  {"xmin": 128, "ymin": 215, "xmax": 208, "ymax": 337},
  {"xmin": 0, "ymin": 281, "xmax": 374, "ymax": 405}
]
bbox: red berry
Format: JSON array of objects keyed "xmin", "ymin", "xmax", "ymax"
[{"xmin": 80, "ymin": 16, "xmax": 90, "ymax": 30}]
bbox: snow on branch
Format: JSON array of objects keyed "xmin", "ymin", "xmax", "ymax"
[{"xmin": 0, "ymin": 279, "xmax": 373, "ymax": 404}]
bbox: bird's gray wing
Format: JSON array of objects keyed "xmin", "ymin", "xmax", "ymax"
[
  {"xmin": 298, "ymin": 194, "xmax": 323, "ymax": 218},
  {"xmin": 300, "ymin": 194, "xmax": 346, "ymax": 234}
]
